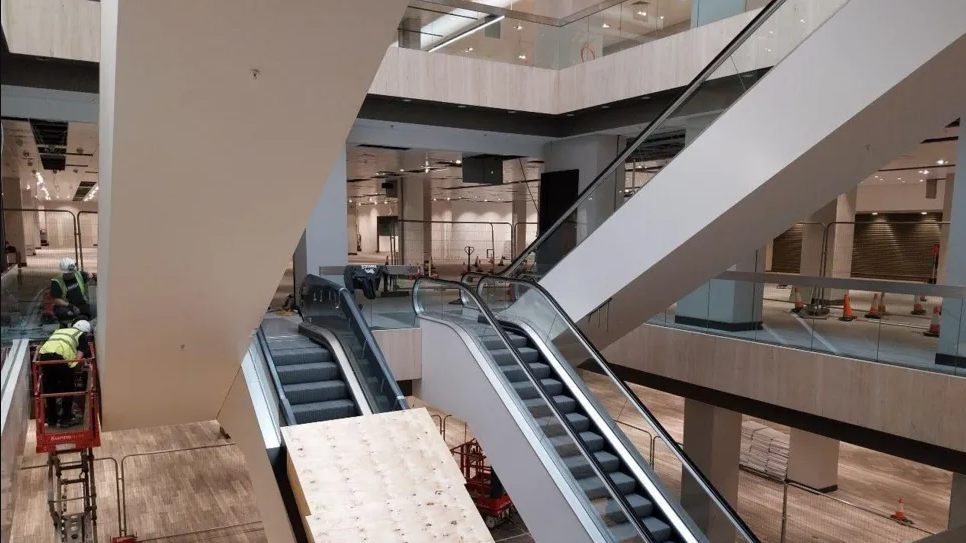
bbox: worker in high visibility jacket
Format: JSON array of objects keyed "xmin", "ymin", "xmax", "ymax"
[
  {"xmin": 37, "ymin": 320, "xmax": 93, "ymax": 428},
  {"xmin": 50, "ymin": 257, "xmax": 96, "ymax": 323}
]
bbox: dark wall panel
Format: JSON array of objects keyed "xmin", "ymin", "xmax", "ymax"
[
  {"xmin": 771, "ymin": 224, "xmax": 803, "ymax": 273},
  {"xmin": 536, "ymin": 169, "xmax": 579, "ymax": 273}
]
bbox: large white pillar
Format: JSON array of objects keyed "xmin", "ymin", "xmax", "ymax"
[
  {"xmin": 400, "ymin": 177, "xmax": 432, "ymax": 266},
  {"xmin": 936, "ymin": 113, "xmax": 965, "ymax": 367},
  {"xmin": 294, "ymin": 146, "xmax": 348, "ymax": 287},
  {"xmin": 512, "ymin": 193, "xmax": 528, "ymax": 258},
  {"xmin": 787, "ymin": 428, "xmax": 840, "ymax": 492},
  {"xmin": 799, "ymin": 189, "xmax": 857, "ymax": 305},
  {"xmin": 681, "ymin": 400, "xmax": 742, "ymax": 542},
  {"xmin": 96, "ymin": 0, "xmax": 407, "ymax": 431}
]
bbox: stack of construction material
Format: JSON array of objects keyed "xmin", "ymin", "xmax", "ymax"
[{"xmin": 740, "ymin": 421, "xmax": 790, "ymax": 478}]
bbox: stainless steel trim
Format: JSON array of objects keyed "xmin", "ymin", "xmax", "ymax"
[
  {"xmin": 302, "ymin": 325, "xmax": 374, "ymax": 417},
  {"xmin": 510, "ymin": 319, "xmax": 702, "ymax": 543},
  {"xmin": 715, "ymin": 271, "xmax": 966, "ymax": 298}
]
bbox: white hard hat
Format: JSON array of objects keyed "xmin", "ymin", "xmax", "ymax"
[
  {"xmin": 59, "ymin": 257, "xmax": 77, "ymax": 273},
  {"xmin": 73, "ymin": 320, "xmax": 92, "ymax": 334}
]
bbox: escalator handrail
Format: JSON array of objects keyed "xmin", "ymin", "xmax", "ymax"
[
  {"xmin": 503, "ymin": 0, "xmax": 789, "ymax": 276},
  {"xmin": 464, "ymin": 271, "xmax": 761, "ymax": 543},
  {"xmin": 412, "ymin": 277, "xmax": 657, "ymax": 543},
  {"xmin": 255, "ymin": 326, "xmax": 298, "ymax": 426},
  {"xmin": 307, "ymin": 274, "xmax": 409, "ymax": 411}
]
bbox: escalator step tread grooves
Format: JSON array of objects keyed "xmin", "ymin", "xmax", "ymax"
[
  {"xmin": 482, "ymin": 325, "xmax": 674, "ymax": 543},
  {"xmin": 266, "ymin": 336, "xmax": 358, "ymax": 424}
]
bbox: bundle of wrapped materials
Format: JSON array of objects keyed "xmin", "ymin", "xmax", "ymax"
[{"xmin": 740, "ymin": 421, "xmax": 789, "ymax": 478}]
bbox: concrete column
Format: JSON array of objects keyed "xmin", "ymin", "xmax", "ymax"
[
  {"xmin": 512, "ymin": 194, "xmax": 528, "ymax": 258},
  {"xmin": 681, "ymin": 400, "xmax": 742, "ymax": 542},
  {"xmin": 936, "ymin": 118, "xmax": 965, "ymax": 367},
  {"xmin": 2, "ymin": 176, "xmax": 27, "ymax": 264},
  {"xmin": 400, "ymin": 178, "xmax": 432, "ymax": 266},
  {"xmin": 951, "ymin": 472, "xmax": 966, "ymax": 529},
  {"xmin": 787, "ymin": 428, "xmax": 840, "ymax": 492},
  {"xmin": 294, "ymin": 146, "xmax": 348, "ymax": 287},
  {"xmin": 799, "ymin": 188, "xmax": 857, "ymax": 305},
  {"xmin": 543, "ymin": 134, "xmax": 626, "ymax": 243},
  {"xmin": 347, "ymin": 202, "xmax": 359, "ymax": 255},
  {"xmin": 938, "ymin": 173, "xmax": 955, "ymax": 284}
]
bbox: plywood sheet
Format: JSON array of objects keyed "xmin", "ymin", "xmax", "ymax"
[{"xmin": 283, "ymin": 409, "xmax": 493, "ymax": 543}]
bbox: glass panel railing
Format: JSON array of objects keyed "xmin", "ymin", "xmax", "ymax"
[
  {"xmin": 470, "ymin": 272, "xmax": 760, "ymax": 543},
  {"xmin": 299, "ymin": 274, "xmax": 409, "ymax": 413},
  {"xmin": 506, "ymin": 0, "xmax": 846, "ymax": 277},
  {"xmin": 403, "ymin": 0, "xmax": 782, "ymax": 70},
  {"xmin": 643, "ymin": 272, "xmax": 966, "ymax": 377},
  {"xmin": 412, "ymin": 277, "xmax": 658, "ymax": 542}
]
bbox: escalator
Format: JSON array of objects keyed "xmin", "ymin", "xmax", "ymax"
[
  {"xmin": 504, "ymin": 0, "xmax": 966, "ymax": 350},
  {"xmin": 414, "ymin": 276, "xmax": 758, "ymax": 543},
  {"xmin": 257, "ymin": 273, "xmax": 408, "ymax": 424}
]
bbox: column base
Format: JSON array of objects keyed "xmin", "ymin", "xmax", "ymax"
[
  {"xmin": 935, "ymin": 353, "xmax": 966, "ymax": 367},
  {"xmin": 788, "ymin": 480, "xmax": 838, "ymax": 493},
  {"xmin": 674, "ymin": 315, "xmax": 763, "ymax": 332}
]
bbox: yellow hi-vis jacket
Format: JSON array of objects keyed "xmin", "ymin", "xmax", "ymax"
[{"xmin": 38, "ymin": 328, "xmax": 84, "ymax": 367}]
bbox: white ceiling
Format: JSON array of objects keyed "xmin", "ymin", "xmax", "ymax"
[
  {"xmin": 1, "ymin": 120, "xmax": 100, "ymax": 202},
  {"xmin": 859, "ymin": 124, "xmax": 957, "ymax": 186}
]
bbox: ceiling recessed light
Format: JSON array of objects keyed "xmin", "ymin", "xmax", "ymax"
[
  {"xmin": 602, "ymin": 22, "xmax": 610, "ymax": 28},
  {"xmin": 921, "ymin": 211, "xmax": 928, "ymax": 215},
  {"xmin": 446, "ymin": 197, "xmax": 451, "ymax": 201},
  {"xmin": 566, "ymin": 113, "xmax": 574, "ymax": 117},
  {"xmin": 463, "ymin": 47, "xmax": 474, "ymax": 53},
  {"xmin": 402, "ymin": 98, "xmax": 412, "ymax": 102},
  {"xmin": 515, "ymin": 23, "xmax": 523, "ymax": 30},
  {"xmin": 800, "ymin": 18, "xmax": 805, "ymax": 23},
  {"xmin": 399, "ymin": 168, "xmax": 405, "ymax": 172},
  {"xmin": 518, "ymin": 54, "xmax": 527, "ymax": 60},
  {"xmin": 937, "ymin": 159, "xmax": 946, "ymax": 165},
  {"xmin": 456, "ymin": 159, "xmax": 462, "ymax": 164},
  {"xmin": 920, "ymin": 179, "xmax": 924, "ymax": 183},
  {"xmin": 457, "ymin": 104, "xmax": 467, "ymax": 109},
  {"xmin": 637, "ymin": 10, "xmax": 646, "ymax": 16},
  {"xmin": 601, "ymin": 105, "xmax": 610, "ymax": 109},
  {"xmin": 871, "ymin": 212, "xmax": 878, "ymax": 216},
  {"xmin": 923, "ymin": 169, "xmax": 929, "ymax": 174},
  {"xmin": 508, "ymin": 110, "xmax": 516, "ymax": 114},
  {"xmin": 659, "ymin": 15, "xmax": 664, "ymax": 20}
]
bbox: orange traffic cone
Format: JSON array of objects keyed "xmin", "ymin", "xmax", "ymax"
[
  {"xmin": 923, "ymin": 306, "xmax": 941, "ymax": 337},
  {"xmin": 790, "ymin": 288, "xmax": 804, "ymax": 313},
  {"xmin": 911, "ymin": 295, "xmax": 927, "ymax": 315},
  {"xmin": 839, "ymin": 293, "xmax": 856, "ymax": 321},
  {"xmin": 890, "ymin": 498, "xmax": 914, "ymax": 525},
  {"xmin": 877, "ymin": 292, "xmax": 889, "ymax": 315},
  {"xmin": 865, "ymin": 293, "xmax": 881, "ymax": 319}
]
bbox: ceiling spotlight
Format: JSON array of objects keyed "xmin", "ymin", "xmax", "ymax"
[
  {"xmin": 637, "ymin": 10, "xmax": 646, "ymax": 16},
  {"xmin": 871, "ymin": 212, "xmax": 878, "ymax": 216},
  {"xmin": 399, "ymin": 168, "xmax": 405, "ymax": 172},
  {"xmin": 515, "ymin": 23, "xmax": 523, "ymax": 30},
  {"xmin": 602, "ymin": 22, "xmax": 610, "ymax": 28},
  {"xmin": 348, "ymin": 199, "xmax": 353, "ymax": 203},
  {"xmin": 463, "ymin": 47, "xmax": 474, "ymax": 53},
  {"xmin": 446, "ymin": 197, "xmax": 451, "ymax": 201},
  {"xmin": 518, "ymin": 54, "xmax": 527, "ymax": 60},
  {"xmin": 921, "ymin": 211, "xmax": 928, "ymax": 215},
  {"xmin": 923, "ymin": 169, "xmax": 929, "ymax": 174},
  {"xmin": 937, "ymin": 159, "xmax": 946, "ymax": 165},
  {"xmin": 455, "ymin": 159, "xmax": 462, "ymax": 165},
  {"xmin": 659, "ymin": 15, "xmax": 664, "ymax": 20}
]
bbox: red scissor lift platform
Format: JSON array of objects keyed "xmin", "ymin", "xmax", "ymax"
[
  {"xmin": 451, "ymin": 438, "xmax": 515, "ymax": 529},
  {"xmin": 32, "ymin": 346, "xmax": 103, "ymax": 543}
]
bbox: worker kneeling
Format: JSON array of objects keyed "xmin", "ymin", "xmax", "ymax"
[
  {"xmin": 51, "ymin": 257, "xmax": 96, "ymax": 324},
  {"xmin": 38, "ymin": 320, "xmax": 94, "ymax": 428}
]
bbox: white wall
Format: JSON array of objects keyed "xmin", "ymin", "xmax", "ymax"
[
  {"xmin": 856, "ymin": 181, "xmax": 947, "ymax": 213},
  {"xmin": 431, "ymin": 200, "xmax": 538, "ymax": 262}
]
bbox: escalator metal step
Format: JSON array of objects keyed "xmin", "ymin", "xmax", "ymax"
[
  {"xmin": 594, "ymin": 493, "xmax": 654, "ymax": 523},
  {"xmin": 535, "ymin": 412, "xmax": 591, "ymax": 436},
  {"xmin": 482, "ymin": 334, "xmax": 528, "ymax": 350},
  {"xmin": 275, "ymin": 362, "xmax": 340, "ymax": 384},
  {"xmin": 563, "ymin": 450, "xmax": 620, "ymax": 478},
  {"xmin": 283, "ymin": 380, "xmax": 349, "ymax": 403},
  {"xmin": 579, "ymin": 471, "xmax": 636, "ymax": 499},
  {"xmin": 512, "ymin": 378, "xmax": 564, "ymax": 399},
  {"xmin": 610, "ymin": 516, "xmax": 672, "ymax": 543},
  {"xmin": 502, "ymin": 362, "xmax": 552, "ymax": 381},
  {"xmin": 272, "ymin": 347, "xmax": 333, "ymax": 365},
  {"xmin": 487, "ymin": 347, "xmax": 540, "ymax": 366},
  {"xmin": 523, "ymin": 395, "xmax": 576, "ymax": 417},
  {"xmin": 291, "ymin": 399, "xmax": 356, "ymax": 423},
  {"xmin": 550, "ymin": 432, "xmax": 605, "ymax": 456}
]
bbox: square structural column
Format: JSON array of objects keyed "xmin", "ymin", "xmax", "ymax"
[
  {"xmin": 681, "ymin": 399, "xmax": 742, "ymax": 542},
  {"xmin": 400, "ymin": 177, "xmax": 432, "ymax": 266},
  {"xmin": 294, "ymin": 146, "xmax": 348, "ymax": 287},
  {"xmin": 537, "ymin": 135, "xmax": 625, "ymax": 272},
  {"xmin": 512, "ymin": 193, "xmax": 529, "ymax": 260},
  {"xmin": 936, "ymin": 113, "xmax": 965, "ymax": 367},
  {"xmin": 799, "ymin": 189, "xmax": 857, "ymax": 306},
  {"xmin": 787, "ymin": 428, "xmax": 840, "ymax": 492}
]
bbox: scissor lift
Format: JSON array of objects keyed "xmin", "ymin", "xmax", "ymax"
[{"xmin": 33, "ymin": 351, "xmax": 102, "ymax": 543}]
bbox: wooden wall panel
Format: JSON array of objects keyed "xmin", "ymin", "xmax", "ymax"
[
  {"xmin": 602, "ymin": 323, "xmax": 966, "ymax": 452},
  {"xmin": 372, "ymin": 327, "xmax": 422, "ymax": 381},
  {"xmin": 4, "ymin": 0, "xmax": 100, "ymax": 63}
]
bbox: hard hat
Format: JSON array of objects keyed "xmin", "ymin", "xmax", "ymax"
[
  {"xmin": 59, "ymin": 257, "xmax": 78, "ymax": 273},
  {"xmin": 73, "ymin": 320, "xmax": 92, "ymax": 334}
]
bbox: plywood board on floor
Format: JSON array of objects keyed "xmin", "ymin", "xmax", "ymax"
[{"xmin": 283, "ymin": 408, "xmax": 494, "ymax": 543}]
